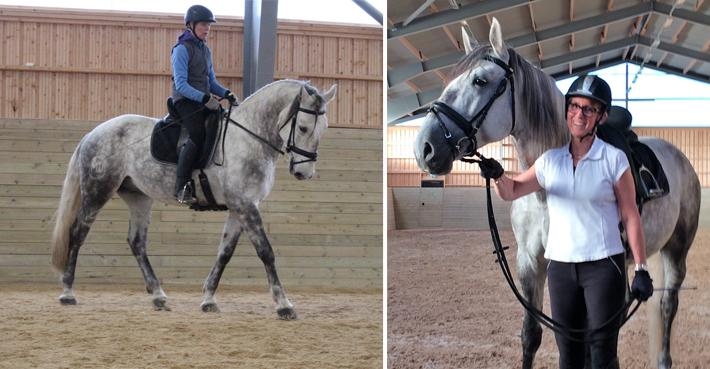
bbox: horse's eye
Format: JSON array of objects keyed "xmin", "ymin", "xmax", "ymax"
[
  {"xmin": 299, "ymin": 126, "xmax": 308, "ymax": 134},
  {"xmin": 473, "ymin": 77, "xmax": 487, "ymax": 86}
]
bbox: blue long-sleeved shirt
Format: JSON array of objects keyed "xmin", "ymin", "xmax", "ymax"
[{"xmin": 171, "ymin": 31, "xmax": 228, "ymax": 103}]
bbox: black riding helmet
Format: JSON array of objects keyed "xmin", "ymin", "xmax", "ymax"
[
  {"xmin": 565, "ymin": 75, "xmax": 612, "ymax": 114},
  {"xmin": 185, "ymin": 5, "xmax": 216, "ymax": 25}
]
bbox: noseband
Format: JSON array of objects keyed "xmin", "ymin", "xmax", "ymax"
[{"xmin": 428, "ymin": 55, "xmax": 516, "ymax": 158}]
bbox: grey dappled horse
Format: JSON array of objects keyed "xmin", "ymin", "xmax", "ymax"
[
  {"xmin": 413, "ymin": 19, "xmax": 699, "ymax": 369},
  {"xmin": 51, "ymin": 79, "xmax": 337, "ymax": 319}
]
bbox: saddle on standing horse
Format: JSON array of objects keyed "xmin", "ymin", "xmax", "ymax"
[{"xmin": 597, "ymin": 105, "xmax": 668, "ymax": 207}]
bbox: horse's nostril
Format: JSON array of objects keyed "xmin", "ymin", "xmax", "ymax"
[{"xmin": 423, "ymin": 142, "xmax": 433, "ymax": 159}]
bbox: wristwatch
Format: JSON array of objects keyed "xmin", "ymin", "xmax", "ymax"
[{"xmin": 635, "ymin": 263, "xmax": 648, "ymax": 271}]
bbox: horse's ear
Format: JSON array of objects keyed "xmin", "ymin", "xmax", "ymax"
[
  {"xmin": 322, "ymin": 84, "xmax": 337, "ymax": 103},
  {"xmin": 461, "ymin": 24, "xmax": 477, "ymax": 55},
  {"xmin": 489, "ymin": 17, "xmax": 508, "ymax": 60}
]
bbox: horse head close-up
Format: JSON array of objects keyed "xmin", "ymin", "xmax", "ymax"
[{"xmin": 414, "ymin": 17, "xmax": 565, "ymax": 176}]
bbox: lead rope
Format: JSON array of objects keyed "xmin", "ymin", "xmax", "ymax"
[{"xmin": 468, "ymin": 155, "xmax": 642, "ymax": 343}]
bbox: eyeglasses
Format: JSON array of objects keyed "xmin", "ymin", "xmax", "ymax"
[{"xmin": 567, "ymin": 102, "xmax": 600, "ymax": 117}]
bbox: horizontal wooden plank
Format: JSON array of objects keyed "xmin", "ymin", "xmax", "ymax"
[
  {"xmin": 0, "ymin": 218, "xmax": 382, "ymax": 236},
  {"xmin": 0, "ymin": 254, "xmax": 382, "ymax": 269},
  {"xmin": 0, "ymin": 266, "xmax": 382, "ymax": 289},
  {"xmin": 0, "ymin": 242, "xmax": 382, "ymax": 258},
  {"xmin": 0, "ymin": 230, "xmax": 382, "ymax": 247}
]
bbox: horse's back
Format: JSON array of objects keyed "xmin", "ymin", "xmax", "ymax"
[
  {"xmin": 86, "ymin": 114, "xmax": 157, "ymax": 141},
  {"xmin": 73, "ymin": 114, "xmax": 159, "ymax": 180},
  {"xmin": 637, "ymin": 136, "xmax": 700, "ymax": 254}
]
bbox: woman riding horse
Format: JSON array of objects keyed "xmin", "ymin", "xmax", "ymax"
[{"xmin": 171, "ymin": 4, "xmax": 238, "ymax": 204}]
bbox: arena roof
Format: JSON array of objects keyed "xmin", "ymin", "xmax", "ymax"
[{"xmin": 387, "ymin": 0, "xmax": 710, "ymax": 123}]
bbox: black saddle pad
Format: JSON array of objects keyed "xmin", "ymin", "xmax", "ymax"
[{"xmin": 150, "ymin": 112, "xmax": 221, "ymax": 169}]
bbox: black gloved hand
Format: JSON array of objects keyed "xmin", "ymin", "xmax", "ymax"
[
  {"xmin": 224, "ymin": 90, "xmax": 238, "ymax": 105},
  {"xmin": 631, "ymin": 270, "xmax": 653, "ymax": 302},
  {"xmin": 478, "ymin": 157, "xmax": 504, "ymax": 180}
]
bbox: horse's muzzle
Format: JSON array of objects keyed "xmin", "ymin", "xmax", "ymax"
[{"xmin": 414, "ymin": 123, "xmax": 455, "ymax": 176}]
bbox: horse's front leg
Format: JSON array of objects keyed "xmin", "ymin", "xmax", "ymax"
[
  {"xmin": 241, "ymin": 204, "xmax": 296, "ymax": 320},
  {"xmin": 519, "ymin": 259, "xmax": 546, "ymax": 369},
  {"xmin": 201, "ymin": 211, "xmax": 243, "ymax": 313}
]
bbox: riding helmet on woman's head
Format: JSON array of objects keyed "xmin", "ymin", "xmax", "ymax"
[
  {"xmin": 565, "ymin": 75, "xmax": 612, "ymax": 113},
  {"xmin": 184, "ymin": 5, "xmax": 216, "ymax": 25}
]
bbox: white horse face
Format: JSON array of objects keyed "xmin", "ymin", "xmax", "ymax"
[
  {"xmin": 414, "ymin": 18, "xmax": 515, "ymax": 175},
  {"xmin": 288, "ymin": 84, "xmax": 337, "ymax": 180}
]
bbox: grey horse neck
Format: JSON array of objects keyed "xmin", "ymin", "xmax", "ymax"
[
  {"xmin": 505, "ymin": 50, "xmax": 568, "ymax": 169},
  {"xmin": 229, "ymin": 79, "xmax": 306, "ymax": 143}
]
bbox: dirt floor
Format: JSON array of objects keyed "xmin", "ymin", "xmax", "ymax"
[
  {"xmin": 0, "ymin": 283, "xmax": 382, "ymax": 369},
  {"xmin": 388, "ymin": 228, "xmax": 710, "ymax": 369}
]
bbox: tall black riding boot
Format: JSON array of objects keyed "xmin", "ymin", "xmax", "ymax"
[{"xmin": 175, "ymin": 139, "xmax": 198, "ymax": 205}]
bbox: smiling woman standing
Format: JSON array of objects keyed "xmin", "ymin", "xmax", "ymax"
[
  {"xmin": 170, "ymin": 4, "xmax": 238, "ymax": 205},
  {"xmin": 478, "ymin": 75, "xmax": 654, "ymax": 369}
]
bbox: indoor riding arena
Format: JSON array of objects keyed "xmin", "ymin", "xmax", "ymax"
[
  {"xmin": 0, "ymin": 6, "xmax": 382, "ymax": 368},
  {"xmin": 387, "ymin": 128, "xmax": 710, "ymax": 368},
  {"xmin": 387, "ymin": 1, "xmax": 709, "ymax": 367}
]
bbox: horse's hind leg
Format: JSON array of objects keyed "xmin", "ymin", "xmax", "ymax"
[
  {"xmin": 118, "ymin": 190, "xmax": 168, "ymax": 310},
  {"xmin": 59, "ymin": 188, "xmax": 115, "ymax": 305},
  {"xmin": 655, "ymin": 230, "xmax": 694, "ymax": 369},
  {"xmin": 241, "ymin": 205, "xmax": 296, "ymax": 320},
  {"xmin": 200, "ymin": 211, "xmax": 243, "ymax": 313}
]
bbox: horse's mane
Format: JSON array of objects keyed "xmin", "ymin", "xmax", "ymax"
[
  {"xmin": 245, "ymin": 79, "xmax": 326, "ymax": 110},
  {"xmin": 452, "ymin": 44, "xmax": 569, "ymax": 160}
]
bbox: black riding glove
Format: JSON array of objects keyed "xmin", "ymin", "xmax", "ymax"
[
  {"xmin": 478, "ymin": 157, "xmax": 504, "ymax": 180},
  {"xmin": 224, "ymin": 90, "xmax": 238, "ymax": 105},
  {"xmin": 631, "ymin": 270, "xmax": 653, "ymax": 302}
]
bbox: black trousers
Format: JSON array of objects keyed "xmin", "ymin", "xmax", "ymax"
[
  {"xmin": 173, "ymin": 98, "xmax": 209, "ymax": 193},
  {"xmin": 174, "ymin": 98, "xmax": 209, "ymax": 151},
  {"xmin": 547, "ymin": 253, "xmax": 626, "ymax": 369}
]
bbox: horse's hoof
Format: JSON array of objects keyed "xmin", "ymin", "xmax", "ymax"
[
  {"xmin": 59, "ymin": 296, "xmax": 77, "ymax": 305},
  {"xmin": 201, "ymin": 303, "xmax": 220, "ymax": 313},
  {"xmin": 277, "ymin": 307, "xmax": 298, "ymax": 320},
  {"xmin": 153, "ymin": 298, "xmax": 171, "ymax": 311}
]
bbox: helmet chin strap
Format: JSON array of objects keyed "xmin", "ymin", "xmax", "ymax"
[
  {"xmin": 188, "ymin": 23, "xmax": 204, "ymax": 41},
  {"xmin": 575, "ymin": 116, "xmax": 603, "ymax": 143}
]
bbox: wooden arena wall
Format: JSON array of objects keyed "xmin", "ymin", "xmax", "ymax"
[
  {"xmin": 388, "ymin": 126, "xmax": 710, "ymax": 230},
  {"xmin": 0, "ymin": 119, "xmax": 382, "ymax": 288},
  {"xmin": 388, "ymin": 126, "xmax": 710, "ymax": 187},
  {"xmin": 0, "ymin": 6, "xmax": 382, "ymax": 129},
  {"xmin": 0, "ymin": 7, "xmax": 382, "ymax": 289}
]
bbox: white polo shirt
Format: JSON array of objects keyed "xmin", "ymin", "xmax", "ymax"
[{"xmin": 535, "ymin": 137, "xmax": 629, "ymax": 263}]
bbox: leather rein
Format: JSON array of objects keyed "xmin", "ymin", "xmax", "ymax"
[{"xmin": 222, "ymin": 88, "xmax": 324, "ymax": 164}]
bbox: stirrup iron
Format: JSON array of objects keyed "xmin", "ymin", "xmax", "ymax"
[
  {"xmin": 639, "ymin": 165, "xmax": 663, "ymax": 198},
  {"xmin": 176, "ymin": 182, "xmax": 197, "ymax": 205}
]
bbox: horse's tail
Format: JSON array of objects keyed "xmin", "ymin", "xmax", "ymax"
[
  {"xmin": 51, "ymin": 143, "xmax": 82, "ymax": 273},
  {"xmin": 646, "ymin": 252, "xmax": 665, "ymax": 365}
]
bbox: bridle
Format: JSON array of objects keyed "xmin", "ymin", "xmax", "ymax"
[
  {"xmin": 427, "ymin": 54, "xmax": 516, "ymax": 160},
  {"xmin": 223, "ymin": 88, "xmax": 324, "ymax": 165}
]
